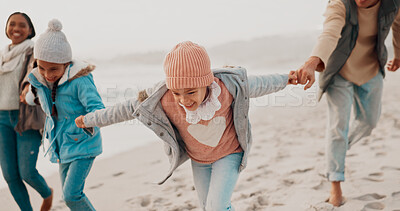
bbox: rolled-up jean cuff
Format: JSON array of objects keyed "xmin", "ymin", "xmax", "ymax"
[{"xmin": 327, "ymin": 172, "xmax": 345, "ymax": 182}]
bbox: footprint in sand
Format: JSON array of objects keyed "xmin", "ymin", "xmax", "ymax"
[
  {"xmin": 137, "ymin": 195, "xmax": 151, "ymax": 207},
  {"xmin": 312, "ymin": 180, "xmax": 327, "ymax": 190},
  {"xmin": 88, "ymin": 183, "xmax": 103, "ymax": 189},
  {"xmin": 361, "ymin": 202, "xmax": 385, "ymax": 210},
  {"xmin": 291, "ymin": 167, "xmax": 314, "ymax": 174},
  {"xmin": 381, "ymin": 166, "xmax": 400, "ymax": 171},
  {"xmin": 112, "ymin": 171, "xmax": 124, "ymax": 177},
  {"xmin": 354, "ymin": 193, "xmax": 386, "ymax": 201},
  {"xmin": 257, "ymin": 164, "xmax": 269, "ymax": 169},
  {"xmin": 362, "ymin": 177, "xmax": 384, "ymax": 182},
  {"xmin": 246, "ymin": 173, "xmax": 264, "ymax": 182},
  {"xmin": 249, "ymin": 190, "xmax": 263, "ymax": 197},
  {"xmin": 347, "ymin": 153, "xmax": 358, "ymax": 157},
  {"xmin": 126, "ymin": 195, "xmax": 153, "ymax": 207},
  {"xmin": 368, "ymin": 172, "xmax": 383, "ymax": 177},
  {"xmin": 392, "ymin": 191, "xmax": 400, "ymax": 199},
  {"xmin": 257, "ymin": 196, "xmax": 269, "ymax": 206},
  {"xmin": 282, "ymin": 179, "xmax": 295, "ymax": 187},
  {"xmin": 375, "ymin": 152, "xmax": 386, "ymax": 157},
  {"xmin": 174, "ymin": 184, "xmax": 186, "ymax": 191}
]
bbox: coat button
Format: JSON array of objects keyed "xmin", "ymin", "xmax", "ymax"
[
  {"xmin": 160, "ymin": 132, "xmax": 164, "ymax": 136},
  {"xmin": 147, "ymin": 122, "xmax": 152, "ymax": 126},
  {"xmin": 74, "ymin": 138, "xmax": 78, "ymax": 141}
]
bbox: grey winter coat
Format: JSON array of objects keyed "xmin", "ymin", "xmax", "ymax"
[{"xmin": 84, "ymin": 67, "xmax": 288, "ymax": 184}]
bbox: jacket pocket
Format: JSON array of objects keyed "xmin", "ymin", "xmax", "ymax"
[{"xmin": 64, "ymin": 132, "xmax": 89, "ymax": 144}]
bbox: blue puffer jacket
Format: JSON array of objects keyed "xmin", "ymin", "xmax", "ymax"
[{"xmin": 28, "ymin": 60, "xmax": 105, "ymax": 163}]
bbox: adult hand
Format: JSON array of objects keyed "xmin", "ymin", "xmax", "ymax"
[
  {"xmin": 75, "ymin": 115, "xmax": 86, "ymax": 128},
  {"xmin": 386, "ymin": 58, "xmax": 400, "ymax": 72},
  {"xmin": 297, "ymin": 56, "xmax": 321, "ymax": 90},
  {"xmin": 287, "ymin": 70, "xmax": 298, "ymax": 85},
  {"xmin": 19, "ymin": 84, "xmax": 30, "ymax": 104}
]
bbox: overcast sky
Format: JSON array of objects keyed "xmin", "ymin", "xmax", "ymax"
[{"xmin": 1, "ymin": 0, "xmax": 327, "ymax": 59}]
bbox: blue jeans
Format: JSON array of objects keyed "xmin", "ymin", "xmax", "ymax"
[
  {"xmin": 191, "ymin": 152, "xmax": 243, "ymax": 211},
  {"xmin": 0, "ymin": 110, "xmax": 52, "ymax": 211},
  {"xmin": 325, "ymin": 73, "xmax": 383, "ymax": 181},
  {"xmin": 59, "ymin": 157, "xmax": 95, "ymax": 211}
]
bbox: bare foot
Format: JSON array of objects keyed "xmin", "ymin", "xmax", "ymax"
[
  {"xmin": 327, "ymin": 181, "xmax": 344, "ymax": 207},
  {"xmin": 327, "ymin": 194, "xmax": 344, "ymax": 207},
  {"xmin": 40, "ymin": 188, "xmax": 53, "ymax": 211}
]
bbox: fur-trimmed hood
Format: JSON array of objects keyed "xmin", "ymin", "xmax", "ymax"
[{"xmin": 30, "ymin": 59, "xmax": 95, "ymax": 87}]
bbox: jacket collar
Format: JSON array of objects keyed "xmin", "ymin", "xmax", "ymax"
[
  {"xmin": 30, "ymin": 59, "xmax": 95, "ymax": 87},
  {"xmin": 380, "ymin": 0, "xmax": 398, "ymax": 15},
  {"xmin": 136, "ymin": 67, "xmax": 246, "ymax": 115}
]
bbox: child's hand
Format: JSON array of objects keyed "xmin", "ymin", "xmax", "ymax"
[
  {"xmin": 287, "ymin": 70, "xmax": 298, "ymax": 85},
  {"xmin": 19, "ymin": 84, "xmax": 30, "ymax": 104},
  {"xmin": 75, "ymin": 115, "xmax": 86, "ymax": 128}
]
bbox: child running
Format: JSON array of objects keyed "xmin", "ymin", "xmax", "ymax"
[
  {"xmin": 76, "ymin": 41, "xmax": 297, "ymax": 210},
  {"xmin": 26, "ymin": 19, "xmax": 104, "ymax": 211}
]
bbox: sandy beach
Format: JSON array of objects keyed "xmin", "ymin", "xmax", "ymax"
[{"xmin": 0, "ymin": 69, "xmax": 399, "ymax": 211}]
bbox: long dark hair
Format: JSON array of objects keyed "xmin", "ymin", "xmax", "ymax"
[{"xmin": 5, "ymin": 12, "xmax": 36, "ymax": 39}]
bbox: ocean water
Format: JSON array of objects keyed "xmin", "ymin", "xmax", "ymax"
[{"xmin": 0, "ymin": 62, "xmax": 317, "ymax": 189}]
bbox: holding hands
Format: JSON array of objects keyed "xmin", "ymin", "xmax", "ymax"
[
  {"xmin": 19, "ymin": 84, "xmax": 30, "ymax": 104},
  {"xmin": 295, "ymin": 56, "xmax": 322, "ymax": 90},
  {"xmin": 387, "ymin": 58, "xmax": 400, "ymax": 72},
  {"xmin": 287, "ymin": 70, "xmax": 298, "ymax": 85},
  {"xmin": 75, "ymin": 116, "xmax": 86, "ymax": 128}
]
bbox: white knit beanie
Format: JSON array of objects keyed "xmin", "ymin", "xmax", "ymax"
[{"xmin": 34, "ymin": 19, "xmax": 72, "ymax": 64}]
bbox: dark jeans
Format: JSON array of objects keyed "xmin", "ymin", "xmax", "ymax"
[{"xmin": 0, "ymin": 110, "xmax": 51, "ymax": 211}]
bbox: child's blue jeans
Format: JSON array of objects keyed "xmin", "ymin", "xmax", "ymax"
[
  {"xmin": 191, "ymin": 152, "xmax": 243, "ymax": 211},
  {"xmin": 0, "ymin": 110, "xmax": 52, "ymax": 211},
  {"xmin": 59, "ymin": 157, "xmax": 95, "ymax": 211},
  {"xmin": 325, "ymin": 72, "xmax": 383, "ymax": 181}
]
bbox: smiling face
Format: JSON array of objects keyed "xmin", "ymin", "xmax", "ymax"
[
  {"xmin": 6, "ymin": 14, "xmax": 32, "ymax": 45},
  {"xmin": 170, "ymin": 87, "xmax": 209, "ymax": 111},
  {"xmin": 354, "ymin": 0, "xmax": 380, "ymax": 8},
  {"xmin": 37, "ymin": 60, "xmax": 69, "ymax": 83}
]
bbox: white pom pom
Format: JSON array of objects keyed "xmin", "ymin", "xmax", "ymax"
[{"xmin": 48, "ymin": 19, "xmax": 62, "ymax": 31}]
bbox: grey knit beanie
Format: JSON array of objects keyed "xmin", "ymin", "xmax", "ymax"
[{"xmin": 34, "ymin": 19, "xmax": 72, "ymax": 64}]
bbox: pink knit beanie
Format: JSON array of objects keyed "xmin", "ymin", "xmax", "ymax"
[{"xmin": 164, "ymin": 41, "xmax": 214, "ymax": 89}]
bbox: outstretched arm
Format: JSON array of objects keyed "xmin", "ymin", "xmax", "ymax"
[
  {"xmin": 248, "ymin": 73, "xmax": 288, "ymax": 98},
  {"xmin": 76, "ymin": 98, "xmax": 137, "ymax": 128},
  {"xmin": 76, "ymin": 76, "xmax": 136, "ymax": 128},
  {"xmin": 297, "ymin": 0, "xmax": 345, "ymax": 90}
]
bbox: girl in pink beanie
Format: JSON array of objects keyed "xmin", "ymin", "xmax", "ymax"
[{"xmin": 76, "ymin": 41, "xmax": 298, "ymax": 210}]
